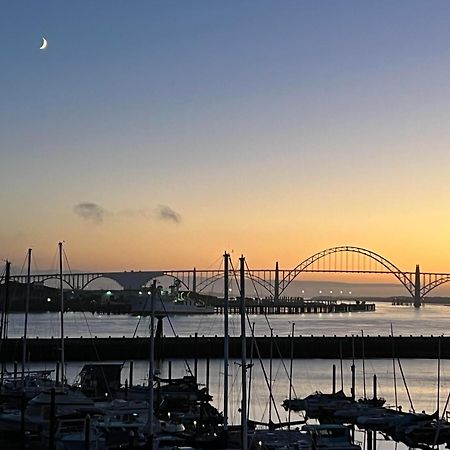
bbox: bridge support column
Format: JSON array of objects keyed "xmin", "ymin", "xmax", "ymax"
[
  {"xmin": 192, "ymin": 268, "xmax": 197, "ymax": 296},
  {"xmin": 414, "ymin": 264, "xmax": 421, "ymax": 308},
  {"xmin": 274, "ymin": 262, "xmax": 279, "ymax": 302}
]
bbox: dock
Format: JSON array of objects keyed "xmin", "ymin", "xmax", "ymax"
[{"xmin": 211, "ymin": 298, "xmax": 375, "ymax": 314}]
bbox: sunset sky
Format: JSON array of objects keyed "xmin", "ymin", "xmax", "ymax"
[{"xmin": 2, "ymin": 1, "xmax": 450, "ymax": 277}]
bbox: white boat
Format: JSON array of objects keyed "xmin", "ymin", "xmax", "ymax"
[{"xmin": 129, "ymin": 293, "xmax": 215, "ymax": 315}]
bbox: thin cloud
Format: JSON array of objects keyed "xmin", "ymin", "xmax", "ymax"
[
  {"xmin": 156, "ymin": 205, "xmax": 181, "ymax": 224},
  {"xmin": 73, "ymin": 202, "xmax": 108, "ymax": 224}
]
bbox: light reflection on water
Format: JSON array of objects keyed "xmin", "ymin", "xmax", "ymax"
[
  {"xmin": 6, "ymin": 302, "xmax": 450, "ymax": 448},
  {"xmin": 6, "ymin": 302, "xmax": 450, "ymax": 337},
  {"xmin": 8, "ymin": 357, "xmax": 450, "ymax": 450}
]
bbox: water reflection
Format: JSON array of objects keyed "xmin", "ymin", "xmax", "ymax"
[{"xmin": 6, "ymin": 303, "xmax": 450, "ymax": 338}]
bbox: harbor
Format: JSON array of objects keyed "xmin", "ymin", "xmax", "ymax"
[
  {"xmin": 3, "ymin": 251, "xmax": 450, "ymax": 449},
  {"xmin": 4, "ymin": 1, "xmax": 450, "ymax": 448}
]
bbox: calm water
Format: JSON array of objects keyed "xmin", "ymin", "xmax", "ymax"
[
  {"xmin": 5, "ymin": 302, "xmax": 450, "ymax": 338},
  {"xmin": 7, "ymin": 357, "xmax": 449, "ymax": 450},
  {"xmin": 5, "ymin": 303, "xmax": 450, "ymax": 449}
]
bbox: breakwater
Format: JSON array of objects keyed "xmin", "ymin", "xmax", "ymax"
[{"xmin": 2, "ymin": 335, "xmax": 448, "ymax": 361}]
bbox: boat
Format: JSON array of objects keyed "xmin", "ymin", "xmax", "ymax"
[
  {"xmin": 129, "ymin": 291, "xmax": 215, "ymax": 315},
  {"xmin": 236, "ymin": 424, "xmax": 361, "ymax": 450},
  {"xmin": 282, "ymin": 391, "xmax": 354, "ymax": 420},
  {"xmin": 299, "ymin": 424, "xmax": 361, "ymax": 450},
  {"xmin": 49, "ymin": 413, "xmax": 107, "ymax": 450}
]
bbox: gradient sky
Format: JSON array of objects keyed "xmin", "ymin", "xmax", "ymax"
[{"xmin": 2, "ymin": 1, "xmax": 450, "ymax": 276}]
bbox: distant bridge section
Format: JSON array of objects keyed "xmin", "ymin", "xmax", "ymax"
[
  {"xmin": 4, "ymin": 246, "xmax": 450, "ymax": 308},
  {"xmin": 9, "ymin": 271, "xmax": 165, "ymax": 290}
]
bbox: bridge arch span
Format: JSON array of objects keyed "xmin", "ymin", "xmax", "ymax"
[
  {"xmin": 421, "ymin": 275, "xmax": 450, "ymax": 297},
  {"xmin": 35, "ymin": 276, "xmax": 75, "ymax": 291},
  {"xmin": 81, "ymin": 271, "xmax": 167, "ymax": 290},
  {"xmin": 196, "ymin": 273, "xmax": 273, "ymax": 297},
  {"xmin": 280, "ymin": 246, "xmax": 415, "ymax": 297}
]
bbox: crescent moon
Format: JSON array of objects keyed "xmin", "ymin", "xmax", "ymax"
[{"xmin": 39, "ymin": 37, "xmax": 48, "ymax": 50}]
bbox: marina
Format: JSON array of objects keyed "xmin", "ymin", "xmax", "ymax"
[
  {"xmin": 3, "ymin": 252, "xmax": 450, "ymax": 449},
  {"xmin": 4, "ymin": 2, "xmax": 450, "ymax": 448}
]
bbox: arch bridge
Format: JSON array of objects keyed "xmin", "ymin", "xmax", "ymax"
[{"xmin": 4, "ymin": 246, "xmax": 450, "ymax": 308}]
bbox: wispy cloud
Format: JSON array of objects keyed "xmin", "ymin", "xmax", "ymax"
[
  {"xmin": 73, "ymin": 202, "xmax": 182, "ymax": 225},
  {"xmin": 156, "ymin": 205, "xmax": 181, "ymax": 224},
  {"xmin": 73, "ymin": 202, "xmax": 108, "ymax": 224}
]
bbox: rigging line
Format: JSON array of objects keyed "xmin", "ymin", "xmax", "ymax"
[
  {"xmin": 440, "ymin": 391, "xmax": 450, "ymax": 421},
  {"xmin": 234, "ymin": 257, "xmax": 281, "ymax": 422},
  {"xmin": 396, "ymin": 357, "xmax": 415, "ymax": 412},
  {"xmin": 205, "ymin": 255, "xmax": 223, "ymax": 270},
  {"xmin": 229, "ymin": 259, "xmax": 242, "ymax": 297},
  {"xmin": 18, "ymin": 252, "xmax": 28, "ymax": 276},
  {"xmin": 63, "ymin": 248, "xmax": 73, "ymax": 278},
  {"xmin": 245, "ymin": 312, "xmax": 282, "ymax": 424},
  {"xmin": 119, "ymin": 289, "xmax": 154, "ymax": 373},
  {"xmin": 244, "ymin": 260, "xmax": 262, "ymax": 301},
  {"xmin": 391, "ymin": 323, "xmax": 398, "ymax": 410},
  {"xmin": 244, "ymin": 260, "xmax": 297, "ymax": 399},
  {"xmin": 272, "ymin": 337, "xmax": 298, "ymax": 398},
  {"xmin": 31, "ymin": 252, "xmax": 40, "ymax": 275},
  {"xmin": 156, "ymin": 288, "xmax": 193, "ymax": 377},
  {"xmin": 247, "ymin": 322, "xmax": 255, "ymax": 415},
  {"xmin": 244, "ymin": 261, "xmax": 271, "ymax": 331},
  {"xmin": 50, "ymin": 245, "xmax": 59, "ymax": 275},
  {"xmin": 230, "ymin": 363, "xmax": 242, "ymax": 424},
  {"xmin": 77, "ymin": 305, "xmax": 114, "ymax": 398}
]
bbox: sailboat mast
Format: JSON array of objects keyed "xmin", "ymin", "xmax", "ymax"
[
  {"xmin": 288, "ymin": 322, "xmax": 295, "ymax": 430},
  {"xmin": 269, "ymin": 327, "xmax": 273, "ymax": 424},
  {"xmin": 148, "ymin": 279, "xmax": 156, "ymax": 449},
  {"xmin": 59, "ymin": 242, "xmax": 65, "ymax": 385},
  {"xmin": 437, "ymin": 336, "xmax": 441, "ymax": 415},
  {"xmin": 361, "ymin": 330, "xmax": 367, "ymax": 399},
  {"xmin": 239, "ymin": 255, "xmax": 247, "ymax": 450},
  {"xmin": 390, "ymin": 323, "xmax": 398, "ymax": 410},
  {"xmin": 223, "ymin": 251, "xmax": 229, "ymax": 433},
  {"xmin": 1, "ymin": 261, "xmax": 11, "ymax": 382},
  {"xmin": 21, "ymin": 248, "xmax": 32, "ymax": 383}
]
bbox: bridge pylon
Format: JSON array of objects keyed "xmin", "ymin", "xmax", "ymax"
[
  {"xmin": 414, "ymin": 264, "xmax": 421, "ymax": 308},
  {"xmin": 274, "ymin": 261, "xmax": 279, "ymax": 302},
  {"xmin": 192, "ymin": 267, "xmax": 197, "ymax": 295}
]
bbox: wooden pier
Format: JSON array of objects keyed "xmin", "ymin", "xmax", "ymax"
[{"xmin": 211, "ymin": 299, "xmax": 375, "ymax": 314}]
